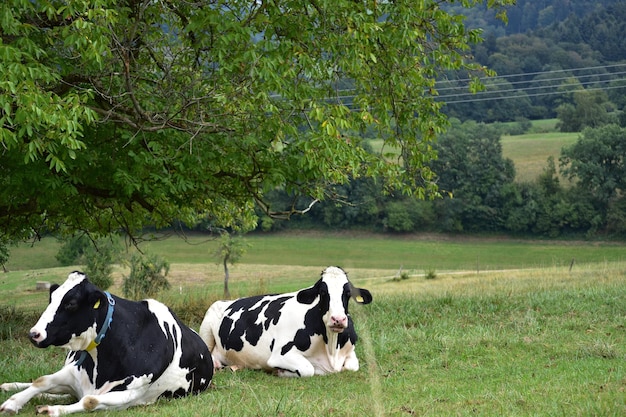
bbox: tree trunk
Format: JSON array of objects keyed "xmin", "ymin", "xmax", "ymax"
[{"xmin": 223, "ymin": 256, "xmax": 230, "ymax": 299}]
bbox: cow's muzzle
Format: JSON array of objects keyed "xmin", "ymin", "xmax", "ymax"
[
  {"xmin": 329, "ymin": 315, "xmax": 348, "ymax": 333},
  {"xmin": 329, "ymin": 325, "xmax": 346, "ymax": 333},
  {"xmin": 29, "ymin": 330, "xmax": 46, "ymax": 347}
]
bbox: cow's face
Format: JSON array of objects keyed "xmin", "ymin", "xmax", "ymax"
[
  {"xmin": 29, "ymin": 271, "xmax": 105, "ymax": 350},
  {"xmin": 297, "ymin": 266, "xmax": 372, "ymax": 334}
]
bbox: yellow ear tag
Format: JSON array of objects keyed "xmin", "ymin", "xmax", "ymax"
[
  {"xmin": 355, "ymin": 296, "xmax": 364, "ymax": 303},
  {"xmin": 93, "ymin": 299, "xmax": 101, "ymax": 309}
]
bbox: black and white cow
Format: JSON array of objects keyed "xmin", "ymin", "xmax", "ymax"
[
  {"xmin": 0, "ymin": 271, "xmax": 213, "ymax": 416},
  {"xmin": 199, "ymin": 266, "xmax": 372, "ymax": 377}
]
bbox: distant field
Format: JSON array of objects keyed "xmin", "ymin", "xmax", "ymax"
[
  {"xmin": 6, "ymin": 232, "xmax": 626, "ymax": 274},
  {"xmin": 368, "ymin": 119, "xmax": 579, "ymax": 183},
  {"xmin": 4, "ymin": 232, "xmax": 626, "ymax": 309},
  {"xmin": 501, "ymin": 131, "xmax": 578, "ymax": 183}
]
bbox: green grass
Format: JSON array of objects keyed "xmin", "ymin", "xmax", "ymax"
[
  {"xmin": 526, "ymin": 118, "xmax": 559, "ymax": 133},
  {"xmin": 3, "ymin": 234, "xmax": 626, "ymax": 416},
  {"xmin": 1, "ymin": 263, "xmax": 625, "ymax": 416},
  {"xmin": 501, "ymin": 131, "xmax": 578, "ymax": 183},
  {"xmin": 7, "ymin": 232, "xmax": 626, "ymax": 273}
]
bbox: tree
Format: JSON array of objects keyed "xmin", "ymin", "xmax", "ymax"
[
  {"xmin": 0, "ymin": 239, "xmax": 9, "ymax": 273},
  {"xmin": 0, "ymin": 0, "xmax": 513, "ymax": 240},
  {"xmin": 430, "ymin": 121, "xmax": 516, "ymax": 232},
  {"xmin": 556, "ymin": 90, "xmax": 615, "ymax": 132},
  {"xmin": 214, "ymin": 232, "xmax": 249, "ymax": 299},
  {"xmin": 560, "ymin": 124, "xmax": 626, "ymax": 212}
]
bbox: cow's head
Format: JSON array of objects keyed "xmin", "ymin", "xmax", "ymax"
[
  {"xmin": 29, "ymin": 271, "xmax": 108, "ymax": 350},
  {"xmin": 296, "ymin": 266, "xmax": 372, "ymax": 333}
]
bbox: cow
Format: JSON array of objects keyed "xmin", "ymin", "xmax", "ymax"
[
  {"xmin": 0, "ymin": 271, "xmax": 213, "ymax": 416},
  {"xmin": 199, "ymin": 266, "xmax": 372, "ymax": 377}
]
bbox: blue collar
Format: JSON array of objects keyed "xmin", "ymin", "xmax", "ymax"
[{"xmin": 75, "ymin": 291, "xmax": 115, "ymax": 367}]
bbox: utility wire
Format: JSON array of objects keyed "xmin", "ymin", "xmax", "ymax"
[
  {"xmin": 437, "ymin": 76, "xmax": 626, "ymax": 101},
  {"xmin": 434, "ymin": 62, "xmax": 626, "ymax": 85},
  {"xmin": 332, "ymin": 75, "xmax": 626, "ymax": 104},
  {"xmin": 269, "ymin": 63, "xmax": 626, "ymax": 107},
  {"xmin": 435, "ymin": 70, "xmax": 626, "ymax": 94},
  {"xmin": 327, "ymin": 63, "xmax": 626, "ymax": 94},
  {"xmin": 442, "ymin": 83, "xmax": 626, "ymax": 105}
]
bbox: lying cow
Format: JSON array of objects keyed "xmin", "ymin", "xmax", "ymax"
[
  {"xmin": 199, "ymin": 266, "xmax": 372, "ymax": 377},
  {"xmin": 1, "ymin": 271, "xmax": 213, "ymax": 416}
]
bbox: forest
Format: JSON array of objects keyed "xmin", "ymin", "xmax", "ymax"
[
  {"xmin": 256, "ymin": 1, "xmax": 626, "ymax": 238},
  {"xmin": 446, "ymin": 0, "xmax": 626, "ymax": 124}
]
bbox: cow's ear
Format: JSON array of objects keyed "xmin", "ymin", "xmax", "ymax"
[
  {"xmin": 297, "ymin": 281, "xmax": 321, "ymax": 304},
  {"xmin": 49, "ymin": 284, "xmax": 60, "ymax": 302},
  {"xmin": 89, "ymin": 290, "xmax": 106, "ymax": 310},
  {"xmin": 351, "ymin": 288, "xmax": 373, "ymax": 305}
]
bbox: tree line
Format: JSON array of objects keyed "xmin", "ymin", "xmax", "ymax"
[{"xmin": 255, "ymin": 121, "xmax": 626, "ymax": 239}]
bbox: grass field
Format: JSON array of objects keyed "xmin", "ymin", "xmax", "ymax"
[
  {"xmin": 501, "ymin": 131, "xmax": 578, "ymax": 183},
  {"xmin": 7, "ymin": 232, "xmax": 626, "ymax": 272},
  {"xmin": 368, "ymin": 118, "xmax": 579, "ymax": 183},
  {"xmin": 1, "ymin": 234, "xmax": 626, "ymax": 416}
]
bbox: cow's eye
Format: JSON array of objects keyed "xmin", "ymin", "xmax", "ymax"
[{"xmin": 64, "ymin": 300, "xmax": 79, "ymax": 312}]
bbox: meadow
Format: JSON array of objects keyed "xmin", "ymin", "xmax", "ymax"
[
  {"xmin": 500, "ymin": 131, "xmax": 578, "ymax": 183},
  {"xmin": 1, "ymin": 233, "xmax": 626, "ymax": 416},
  {"xmin": 369, "ymin": 118, "xmax": 579, "ymax": 183}
]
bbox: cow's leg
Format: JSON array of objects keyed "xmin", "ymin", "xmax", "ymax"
[
  {"xmin": 0, "ymin": 382, "xmax": 32, "ymax": 392},
  {"xmin": 35, "ymin": 389, "xmax": 150, "ymax": 417},
  {"xmin": 0, "ymin": 367, "xmax": 77, "ymax": 415},
  {"xmin": 342, "ymin": 349, "xmax": 360, "ymax": 372},
  {"xmin": 268, "ymin": 353, "xmax": 315, "ymax": 377}
]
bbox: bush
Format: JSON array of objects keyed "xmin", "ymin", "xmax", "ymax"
[
  {"xmin": 164, "ymin": 292, "xmax": 217, "ymax": 328},
  {"xmin": 83, "ymin": 238, "xmax": 122, "ymax": 290},
  {"xmin": 425, "ymin": 269, "xmax": 437, "ymax": 280},
  {"xmin": 391, "ymin": 270, "xmax": 412, "ymax": 282},
  {"xmin": 383, "ymin": 199, "xmax": 435, "ymax": 232},
  {"xmin": 122, "ymin": 253, "xmax": 170, "ymax": 300},
  {"xmin": 55, "ymin": 235, "xmax": 90, "ymax": 266},
  {"xmin": 0, "ymin": 306, "xmax": 39, "ymax": 341},
  {"xmin": 56, "ymin": 235, "xmax": 121, "ymax": 289}
]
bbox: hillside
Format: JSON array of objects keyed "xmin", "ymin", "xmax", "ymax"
[{"xmin": 447, "ymin": 0, "xmax": 624, "ymax": 35}]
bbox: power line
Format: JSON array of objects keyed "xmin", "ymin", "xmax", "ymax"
[
  {"xmin": 328, "ymin": 63, "xmax": 626, "ymax": 95},
  {"xmin": 341, "ymin": 70, "xmax": 626, "ymax": 107},
  {"xmin": 434, "ymin": 62, "xmax": 626, "ymax": 86},
  {"xmin": 436, "ymin": 69, "xmax": 626, "ymax": 94},
  {"xmin": 437, "ymin": 76, "xmax": 626, "ymax": 102},
  {"xmin": 269, "ymin": 63, "xmax": 626, "ymax": 108},
  {"xmin": 333, "ymin": 79, "xmax": 626, "ymax": 109},
  {"xmin": 441, "ymin": 83, "xmax": 626, "ymax": 105}
]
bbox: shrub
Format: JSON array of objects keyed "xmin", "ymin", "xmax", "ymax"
[
  {"xmin": 55, "ymin": 235, "xmax": 90, "ymax": 266},
  {"xmin": 392, "ymin": 270, "xmax": 412, "ymax": 282},
  {"xmin": 164, "ymin": 292, "xmax": 219, "ymax": 328},
  {"xmin": 0, "ymin": 306, "xmax": 39, "ymax": 341},
  {"xmin": 83, "ymin": 238, "xmax": 122, "ymax": 290},
  {"xmin": 122, "ymin": 253, "xmax": 170, "ymax": 300}
]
